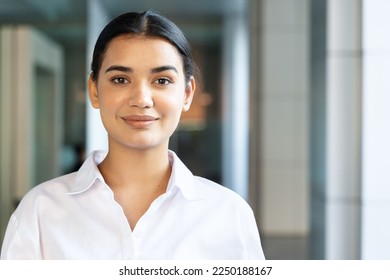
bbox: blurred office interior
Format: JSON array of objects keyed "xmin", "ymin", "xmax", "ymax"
[{"xmin": 0, "ymin": 0, "xmax": 389, "ymax": 259}]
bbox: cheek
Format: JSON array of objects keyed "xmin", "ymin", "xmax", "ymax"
[
  {"xmin": 158, "ymin": 95, "xmax": 185, "ymax": 117},
  {"xmin": 98, "ymin": 98, "xmax": 116, "ymax": 117},
  {"xmin": 97, "ymin": 86, "xmax": 125, "ymax": 113}
]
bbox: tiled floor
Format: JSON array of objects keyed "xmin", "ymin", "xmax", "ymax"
[{"xmin": 262, "ymin": 236, "xmax": 310, "ymax": 260}]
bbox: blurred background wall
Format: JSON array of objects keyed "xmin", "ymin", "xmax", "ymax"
[{"xmin": 1, "ymin": 0, "xmax": 390, "ymax": 260}]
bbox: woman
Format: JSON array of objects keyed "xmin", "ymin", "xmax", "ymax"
[{"xmin": 1, "ymin": 11, "xmax": 265, "ymax": 259}]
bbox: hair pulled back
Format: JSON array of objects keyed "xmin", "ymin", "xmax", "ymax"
[{"xmin": 90, "ymin": 11, "xmax": 196, "ymax": 84}]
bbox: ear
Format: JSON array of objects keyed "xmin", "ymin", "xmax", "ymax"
[
  {"xmin": 183, "ymin": 76, "xmax": 196, "ymax": 112},
  {"xmin": 88, "ymin": 74, "xmax": 100, "ymax": 109}
]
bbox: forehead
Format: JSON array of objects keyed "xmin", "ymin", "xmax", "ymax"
[{"xmin": 101, "ymin": 35, "xmax": 183, "ymax": 71}]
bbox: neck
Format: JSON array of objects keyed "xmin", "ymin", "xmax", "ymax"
[{"xmin": 98, "ymin": 144, "xmax": 172, "ymax": 193}]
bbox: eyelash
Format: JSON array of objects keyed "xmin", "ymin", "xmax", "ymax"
[
  {"xmin": 154, "ymin": 78, "xmax": 172, "ymax": 85},
  {"xmin": 110, "ymin": 76, "xmax": 173, "ymax": 86},
  {"xmin": 111, "ymin": 77, "xmax": 129, "ymax": 84}
]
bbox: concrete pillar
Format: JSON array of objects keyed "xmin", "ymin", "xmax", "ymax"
[
  {"xmin": 249, "ymin": 0, "xmax": 310, "ymax": 237},
  {"xmin": 86, "ymin": 0, "xmax": 109, "ymax": 154},
  {"xmin": 361, "ymin": 0, "xmax": 390, "ymax": 260},
  {"xmin": 221, "ymin": 4, "xmax": 250, "ymax": 199},
  {"xmin": 310, "ymin": 0, "xmax": 362, "ymax": 259}
]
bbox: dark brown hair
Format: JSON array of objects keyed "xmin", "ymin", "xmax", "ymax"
[{"xmin": 90, "ymin": 11, "xmax": 197, "ymax": 84}]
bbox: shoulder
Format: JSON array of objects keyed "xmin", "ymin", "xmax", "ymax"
[
  {"xmin": 192, "ymin": 176, "xmax": 254, "ymax": 213},
  {"xmin": 170, "ymin": 150, "xmax": 253, "ymax": 213},
  {"xmin": 15, "ymin": 150, "xmax": 105, "ymax": 211},
  {"xmin": 193, "ymin": 176, "xmax": 239, "ymax": 198},
  {"xmin": 13, "ymin": 172, "xmax": 77, "ymax": 215},
  {"xmin": 29, "ymin": 172, "xmax": 77, "ymax": 196}
]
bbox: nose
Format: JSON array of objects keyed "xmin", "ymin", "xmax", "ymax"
[{"xmin": 128, "ymin": 82, "xmax": 153, "ymax": 108}]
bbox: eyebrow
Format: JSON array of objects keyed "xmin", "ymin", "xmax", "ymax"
[
  {"xmin": 105, "ymin": 65, "xmax": 178, "ymax": 74},
  {"xmin": 105, "ymin": 65, "xmax": 132, "ymax": 73},
  {"xmin": 150, "ymin": 65, "xmax": 178, "ymax": 74}
]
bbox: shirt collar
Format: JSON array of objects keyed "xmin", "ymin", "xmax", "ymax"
[
  {"xmin": 66, "ymin": 150, "xmax": 107, "ymax": 195},
  {"xmin": 67, "ymin": 150, "xmax": 205, "ymax": 200},
  {"xmin": 167, "ymin": 150, "xmax": 205, "ymax": 200}
]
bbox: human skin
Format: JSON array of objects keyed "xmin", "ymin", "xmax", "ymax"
[
  {"xmin": 87, "ymin": 35, "xmax": 195, "ymax": 229},
  {"xmin": 88, "ymin": 35, "xmax": 195, "ymax": 152}
]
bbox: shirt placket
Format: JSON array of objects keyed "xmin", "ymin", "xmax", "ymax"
[
  {"xmin": 102, "ymin": 186, "xmax": 136, "ymax": 259},
  {"xmin": 130, "ymin": 190, "xmax": 175, "ymax": 259}
]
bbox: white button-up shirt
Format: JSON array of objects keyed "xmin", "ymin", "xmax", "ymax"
[{"xmin": 1, "ymin": 151, "xmax": 265, "ymax": 260}]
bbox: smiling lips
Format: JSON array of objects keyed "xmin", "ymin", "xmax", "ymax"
[{"xmin": 122, "ymin": 115, "xmax": 159, "ymax": 129}]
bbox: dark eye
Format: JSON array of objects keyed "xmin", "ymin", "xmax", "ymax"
[
  {"xmin": 112, "ymin": 77, "xmax": 129, "ymax": 84},
  {"xmin": 155, "ymin": 78, "xmax": 171, "ymax": 85}
]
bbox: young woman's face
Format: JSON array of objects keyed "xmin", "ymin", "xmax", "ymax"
[{"xmin": 88, "ymin": 35, "xmax": 195, "ymax": 151}]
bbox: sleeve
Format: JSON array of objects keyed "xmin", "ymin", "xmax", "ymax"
[
  {"xmin": 1, "ymin": 209, "xmax": 42, "ymax": 259},
  {"xmin": 244, "ymin": 210, "xmax": 266, "ymax": 260}
]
